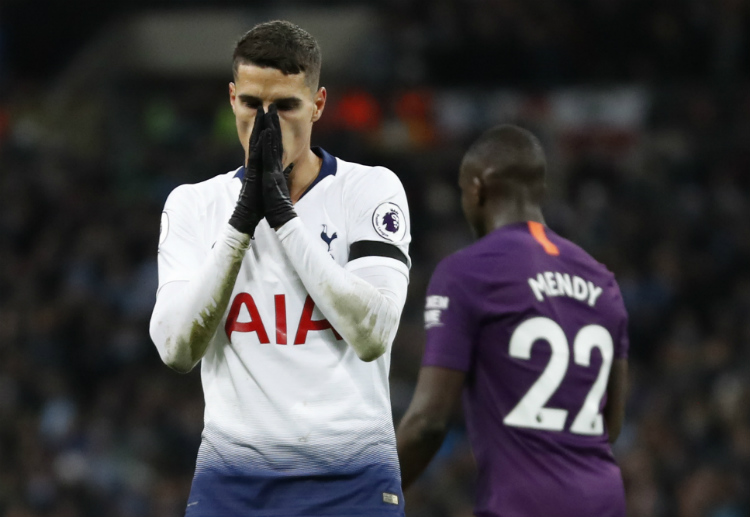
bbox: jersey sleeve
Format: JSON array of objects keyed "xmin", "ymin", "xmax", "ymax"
[
  {"xmin": 343, "ymin": 166, "xmax": 411, "ymax": 277},
  {"xmin": 421, "ymin": 257, "xmax": 477, "ymax": 372},
  {"xmin": 614, "ymin": 301, "xmax": 630, "ymax": 360},
  {"xmin": 609, "ymin": 277, "xmax": 630, "ymax": 359},
  {"xmin": 157, "ymin": 185, "xmax": 207, "ymax": 292}
]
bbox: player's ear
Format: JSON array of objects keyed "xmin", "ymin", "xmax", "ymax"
[
  {"xmin": 473, "ymin": 176, "xmax": 486, "ymax": 207},
  {"xmin": 312, "ymin": 87, "xmax": 327, "ymax": 123},
  {"xmin": 229, "ymin": 82, "xmax": 237, "ymax": 113}
]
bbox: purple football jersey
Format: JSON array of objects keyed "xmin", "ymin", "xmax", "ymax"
[{"xmin": 423, "ymin": 222, "xmax": 628, "ymax": 517}]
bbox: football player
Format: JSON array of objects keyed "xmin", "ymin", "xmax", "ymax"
[
  {"xmin": 150, "ymin": 20, "xmax": 411, "ymax": 517},
  {"xmin": 396, "ymin": 125, "xmax": 628, "ymax": 517}
]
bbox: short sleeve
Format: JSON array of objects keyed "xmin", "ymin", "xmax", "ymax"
[
  {"xmin": 421, "ymin": 257, "xmax": 477, "ymax": 372},
  {"xmin": 156, "ymin": 185, "xmax": 207, "ymax": 292},
  {"xmin": 344, "ymin": 166, "xmax": 411, "ymax": 276},
  {"xmin": 609, "ymin": 277, "xmax": 630, "ymax": 359}
]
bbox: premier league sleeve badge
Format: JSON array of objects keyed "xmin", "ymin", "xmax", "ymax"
[{"xmin": 372, "ymin": 202, "xmax": 407, "ymax": 242}]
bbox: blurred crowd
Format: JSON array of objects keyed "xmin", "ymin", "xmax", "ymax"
[
  {"xmin": 380, "ymin": 0, "xmax": 729, "ymax": 86},
  {"xmin": 3, "ymin": 0, "xmax": 749, "ymax": 87},
  {"xmin": 3, "ymin": 2, "xmax": 750, "ymax": 517}
]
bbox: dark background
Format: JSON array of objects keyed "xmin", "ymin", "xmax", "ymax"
[{"xmin": 2, "ymin": 1, "xmax": 750, "ymax": 516}]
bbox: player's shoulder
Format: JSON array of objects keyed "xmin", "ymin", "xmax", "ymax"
[
  {"xmin": 334, "ymin": 155, "xmax": 403, "ymax": 191},
  {"xmin": 442, "ymin": 226, "xmax": 520, "ymax": 269},
  {"xmin": 431, "ymin": 243, "xmax": 488, "ymax": 285},
  {"xmin": 426, "ymin": 245, "xmax": 496, "ymax": 306},
  {"xmin": 482, "ymin": 222, "xmax": 614, "ymax": 275},
  {"xmin": 544, "ymin": 227, "xmax": 626, "ymax": 308},
  {"xmin": 164, "ymin": 168, "xmax": 240, "ymax": 209},
  {"xmin": 436, "ymin": 222, "xmax": 618, "ymax": 284},
  {"xmin": 547, "ymin": 228, "xmax": 617, "ymax": 280}
]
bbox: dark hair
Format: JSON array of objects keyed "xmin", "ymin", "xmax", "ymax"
[
  {"xmin": 462, "ymin": 124, "xmax": 547, "ymax": 201},
  {"xmin": 233, "ymin": 20, "xmax": 322, "ymax": 90}
]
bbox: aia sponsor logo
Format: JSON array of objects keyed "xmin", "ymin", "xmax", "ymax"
[{"xmin": 225, "ymin": 293, "xmax": 342, "ymax": 345}]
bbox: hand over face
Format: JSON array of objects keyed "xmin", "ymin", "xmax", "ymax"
[
  {"xmin": 262, "ymin": 104, "xmax": 296, "ymax": 230},
  {"xmin": 228, "ymin": 106, "xmax": 265, "ymax": 236}
]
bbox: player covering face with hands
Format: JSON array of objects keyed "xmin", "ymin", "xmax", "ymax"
[
  {"xmin": 229, "ymin": 104, "xmax": 295, "ymax": 236},
  {"xmin": 150, "ymin": 20, "xmax": 412, "ymax": 517}
]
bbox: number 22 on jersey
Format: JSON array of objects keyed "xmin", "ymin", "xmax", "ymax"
[{"xmin": 503, "ymin": 317, "xmax": 614, "ymax": 436}]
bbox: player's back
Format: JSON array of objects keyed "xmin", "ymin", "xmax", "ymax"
[{"xmin": 423, "ymin": 221, "xmax": 628, "ymax": 517}]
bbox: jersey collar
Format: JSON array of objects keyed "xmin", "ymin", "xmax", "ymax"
[{"xmin": 234, "ymin": 147, "xmax": 337, "ymax": 201}]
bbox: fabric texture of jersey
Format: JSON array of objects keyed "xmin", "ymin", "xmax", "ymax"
[
  {"xmin": 422, "ymin": 222, "xmax": 628, "ymax": 517},
  {"xmin": 157, "ymin": 148, "xmax": 410, "ymax": 517}
]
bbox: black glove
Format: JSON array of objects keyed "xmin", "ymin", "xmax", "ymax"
[
  {"xmin": 229, "ymin": 106, "xmax": 265, "ymax": 236},
  {"xmin": 261, "ymin": 104, "xmax": 297, "ymax": 229}
]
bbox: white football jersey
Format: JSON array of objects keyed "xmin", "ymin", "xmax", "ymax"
[{"xmin": 157, "ymin": 148, "xmax": 410, "ymax": 516}]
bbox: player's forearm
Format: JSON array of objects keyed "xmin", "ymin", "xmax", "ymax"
[
  {"xmin": 150, "ymin": 225, "xmax": 250, "ymax": 373},
  {"xmin": 396, "ymin": 412, "xmax": 448, "ymax": 490},
  {"xmin": 276, "ymin": 218, "xmax": 402, "ymax": 361}
]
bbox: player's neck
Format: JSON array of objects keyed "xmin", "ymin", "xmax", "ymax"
[
  {"xmin": 288, "ymin": 148, "xmax": 323, "ymax": 204},
  {"xmin": 485, "ymin": 206, "xmax": 545, "ymax": 234}
]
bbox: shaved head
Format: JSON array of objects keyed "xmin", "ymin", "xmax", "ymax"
[
  {"xmin": 459, "ymin": 125, "xmax": 548, "ymax": 238},
  {"xmin": 461, "ymin": 124, "xmax": 547, "ymax": 201}
]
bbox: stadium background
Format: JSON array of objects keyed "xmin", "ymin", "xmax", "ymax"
[{"xmin": 2, "ymin": 1, "xmax": 750, "ymax": 516}]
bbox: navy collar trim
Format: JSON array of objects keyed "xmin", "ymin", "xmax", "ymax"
[
  {"xmin": 301, "ymin": 147, "xmax": 337, "ymax": 199},
  {"xmin": 234, "ymin": 147, "xmax": 337, "ymax": 200}
]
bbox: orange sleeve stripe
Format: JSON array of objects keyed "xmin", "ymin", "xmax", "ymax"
[{"xmin": 528, "ymin": 221, "xmax": 560, "ymax": 256}]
